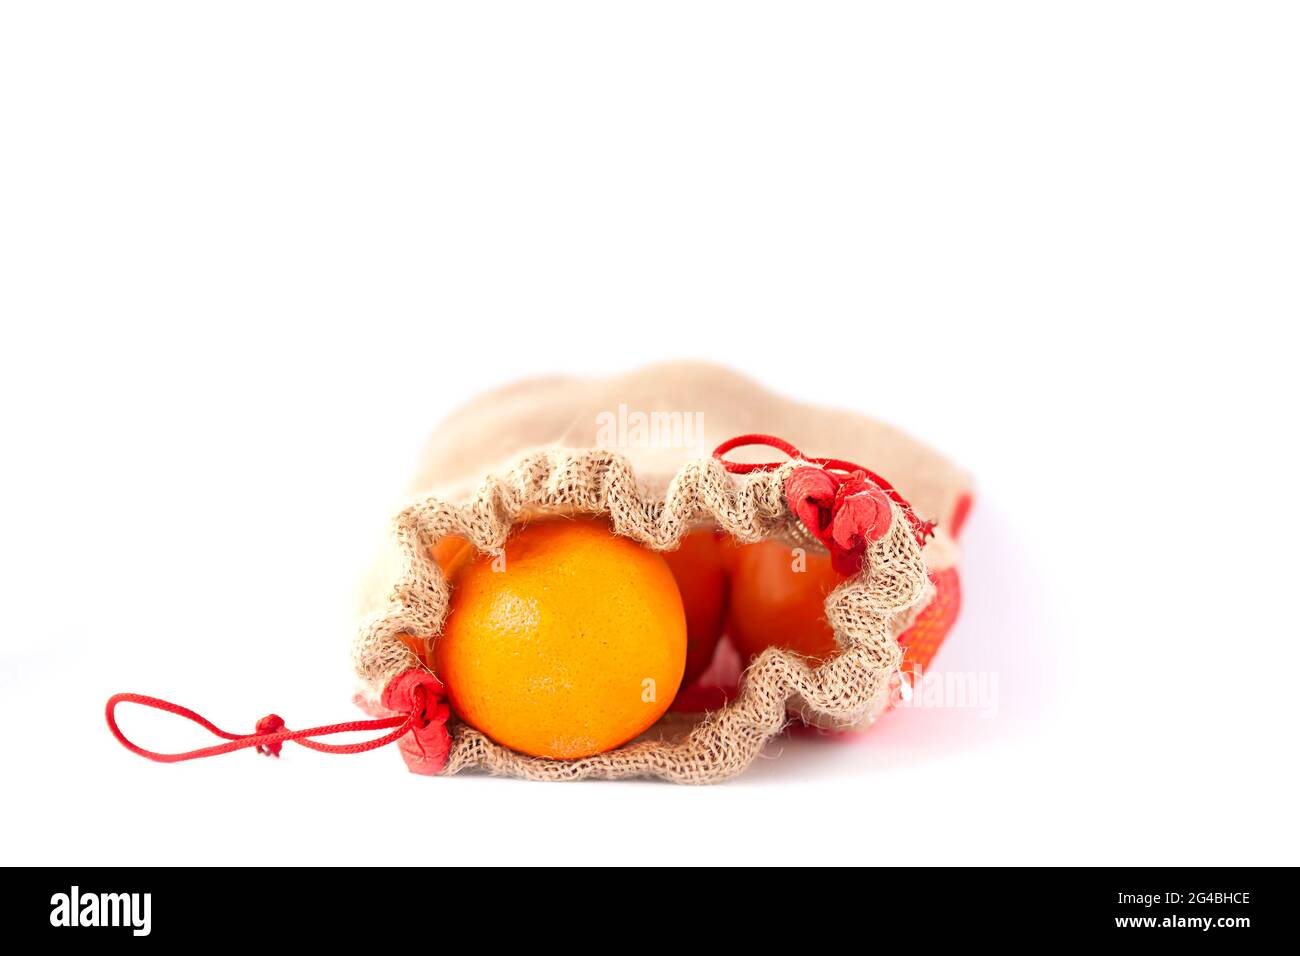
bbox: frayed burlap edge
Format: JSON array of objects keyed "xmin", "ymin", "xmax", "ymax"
[{"xmin": 352, "ymin": 449, "xmax": 931, "ymax": 784}]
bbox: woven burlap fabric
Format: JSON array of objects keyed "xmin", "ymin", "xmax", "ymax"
[
  {"xmin": 398, "ymin": 361, "xmax": 970, "ymax": 554},
  {"xmin": 353, "ymin": 362, "xmax": 964, "ymax": 782},
  {"xmin": 353, "ymin": 449, "xmax": 932, "ymax": 783},
  {"xmin": 355, "ymin": 362, "xmax": 967, "ymax": 621}
]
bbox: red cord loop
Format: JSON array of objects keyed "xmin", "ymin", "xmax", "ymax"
[
  {"xmin": 713, "ymin": 433, "xmax": 936, "ymax": 574},
  {"xmin": 712, "ymin": 433, "xmax": 805, "ymax": 473},
  {"xmin": 105, "ymin": 669, "xmax": 450, "ymax": 775}
]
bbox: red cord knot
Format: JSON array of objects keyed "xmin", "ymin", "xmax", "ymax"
[
  {"xmin": 715, "ymin": 433, "xmax": 936, "ymax": 576},
  {"xmin": 786, "ymin": 466, "xmax": 893, "ymax": 575},
  {"xmin": 105, "ymin": 670, "xmax": 452, "ymax": 771},
  {"xmin": 380, "ymin": 669, "xmax": 452, "ymax": 776},
  {"xmin": 254, "ymin": 714, "xmax": 287, "ymax": 757}
]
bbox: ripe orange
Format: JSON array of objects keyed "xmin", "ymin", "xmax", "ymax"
[
  {"xmin": 660, "ymin": 530, "xmax": 729, "ymax": 685},
  {"xmin": 433, "ymin": 518, "xmax": 687, "ymax": 759},
  {"xmin": 432, "ymin": 534, "xmax": 471, "ymax": 570},
  {"xmin": 727, "ymin": 540, "xmax": 842, "ymax": 663},
  {"xmin": 727, "ymin": 541, "xmax": 958, "ymax": 673}
]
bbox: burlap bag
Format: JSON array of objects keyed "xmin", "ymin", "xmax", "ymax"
[{"xmin": 353, "ymin": 361, "xmax": 969, "ymax": 783}]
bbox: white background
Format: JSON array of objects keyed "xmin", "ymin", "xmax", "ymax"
[{"xmin": 2, "ymin": 2, "xmax": 1296, "ymax": 866}]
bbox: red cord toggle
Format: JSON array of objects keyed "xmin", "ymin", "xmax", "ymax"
[
  {"xmin": 253, "ymin": 714, "xmax": 287, "ymax": 756},
  {"xmin": 105, "ymin": 669, "xmax": 451, "ymax": 775},
  {"xmin": 713, "ymin": 434, "xmax": 936, "ymax": 575}
]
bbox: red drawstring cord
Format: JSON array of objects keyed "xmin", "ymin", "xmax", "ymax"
[
  {"xmin": 105, "ymin": 669, "xmax": 452, "ymax": 774},
  {"xmin": 714, "ymin": 433, "xmax": 933, "ymax": 533},
  {"xmin": 712, "ymin": 433, "xmax": 805, "ymax": 473},
  {"xmin": 105, "ymin": 693, "xmax": 415, "ymax": 762},
  {"xmin": 714, "ymin": 433, "xmax": 936, "ymax": 573}
]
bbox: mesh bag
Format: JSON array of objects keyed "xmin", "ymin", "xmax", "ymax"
[{"xmin": 352, "ymin": 361, "xmax": 970, "ymax": 783}]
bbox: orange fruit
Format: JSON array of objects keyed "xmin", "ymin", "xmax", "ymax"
[
  {"xmin": 727, "ymin": 540, "xmax": 958, "ymax": 673},
  {"xmin": 727, "ymin": 540, "xmax": 842, "ymax": 662},
  {"xmin": 660, "ymin": 530, "xmax": 729, "ymax": 686},
  {"xmin": 432, "ymin": 534, "xmax": 471, "ymax": 570},
  {"xmin": 433, "ymin": 518, "xmax": 687, "ymax": 759}
]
